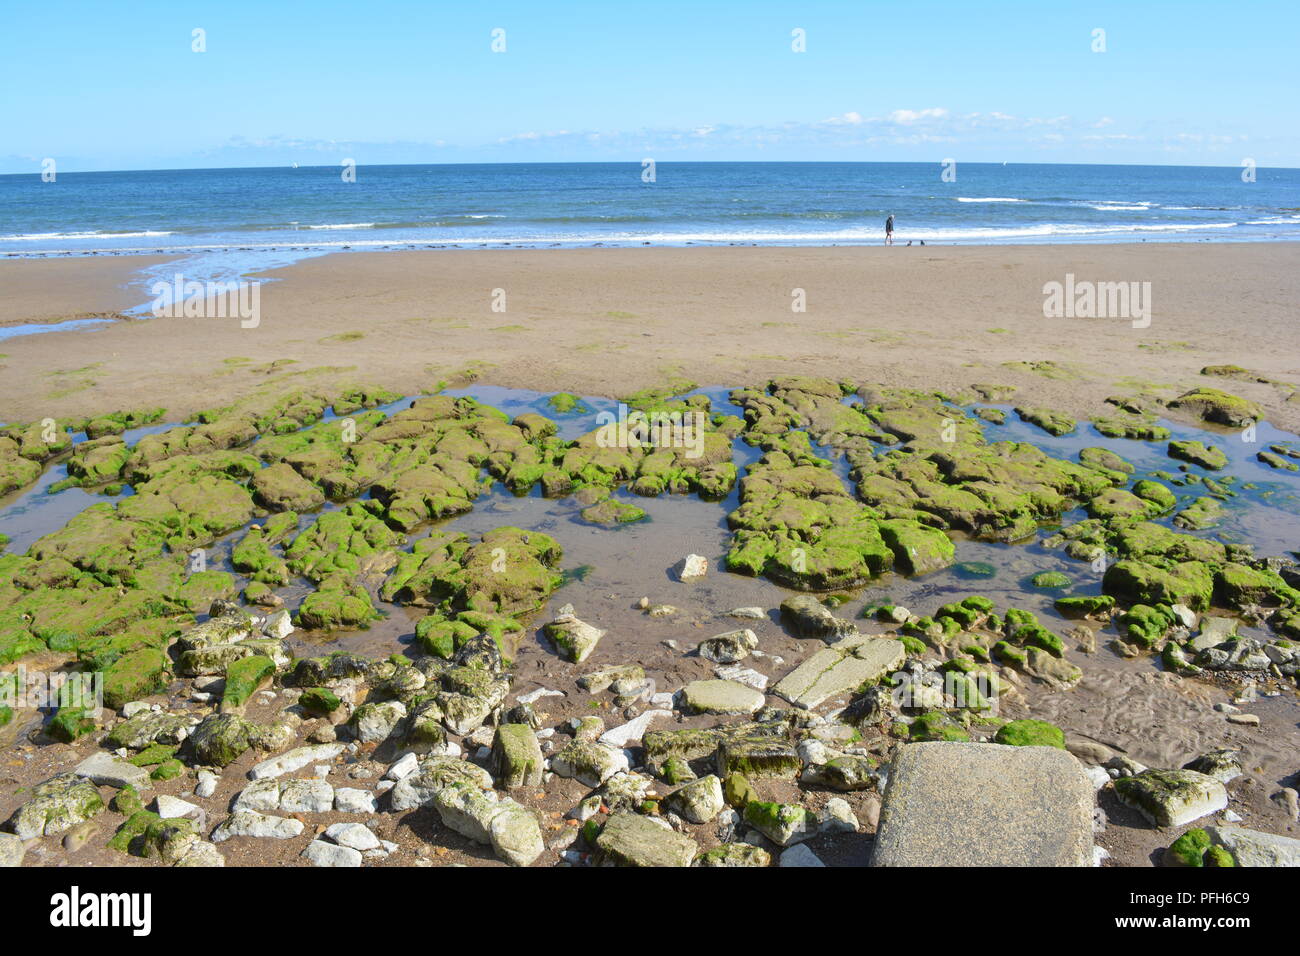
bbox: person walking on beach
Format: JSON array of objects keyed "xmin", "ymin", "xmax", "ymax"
[{"xmin": 885, "ymin": 214, "xmax": 895, "ymax": 245}]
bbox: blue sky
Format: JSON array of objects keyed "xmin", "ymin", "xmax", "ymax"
[{"xmin": 2, "ymin": 0, "xmax": 1296, "ymax": 172}]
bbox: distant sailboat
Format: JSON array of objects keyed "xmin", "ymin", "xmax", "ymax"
[{"xmin": 291, "ymin": 162, "xmax": 299, "ymax": 169}]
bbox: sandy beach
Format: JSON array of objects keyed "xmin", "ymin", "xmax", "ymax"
[{"xmin": 2, "ymin": 242, "xmax": 1298, "ymax": 430}]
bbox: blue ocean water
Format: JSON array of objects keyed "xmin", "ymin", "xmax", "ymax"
[{"xmin": 4, "ymin": 162, "xmax": 1298, "ymax": 255}]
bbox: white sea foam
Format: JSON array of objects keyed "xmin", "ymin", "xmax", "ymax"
[
  {"xmin": 955, "ymin": 197, "xmax": 1027, "ymax": 203},
  {"xmin": 0, "ymin": 230, "xmax": 173, "ymax": 241}
]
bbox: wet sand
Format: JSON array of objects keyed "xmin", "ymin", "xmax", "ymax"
[{"xmin": 0, "ymin": 243, "xmax": 1298, "ymax": 432}]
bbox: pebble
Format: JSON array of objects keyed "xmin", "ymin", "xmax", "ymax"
[{"xmin": 1226, "ymin": 713, "xmax": 1260, "ymax": 726}]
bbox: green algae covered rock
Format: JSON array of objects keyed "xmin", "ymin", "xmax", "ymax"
[
  {"xmin": 1117, "ymin": 604, "xmax": 1177, "ymax": 649},
  {"xmin": 1167, "ymin": 440, "xmax": 1228, "ymax": 471},
  {"xmin": 1015, "ymin": 407, "xmax": 1076, "ymax": 436},
  {"xmin": 1030, "ymin": 571, "xmax": 1071, "ymax": 589},
  {"xmin": 1167, "ymin": 387, "xmax": 1261, "ymax": 427},
  {"xmin": 103, "ymin": 647, "xmax": 170, "ymax": 708},
  {"xmin": 222, "ymin": 655, "xmax": 276, "ymax": 710},
  {"xmin": 994, "ymin": 718, "xmax": 1065, "ymax": 749},
  {"xmin": 295, "ymin": 585, "xmax": 380, "ymax": 630},
  {"xmin": 1104, "ymin": 559, "xmax": 1214, "ymax": 611}
]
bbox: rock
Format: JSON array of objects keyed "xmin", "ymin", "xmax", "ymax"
[
  {"xmin": 599, "ymin": 710, "xmax": 671, "ymax": 749},
  {"xmin": 432, "ymin": 782, "xmax": 544, "ymax": 866},
  {"xmin": 551, "ymin": 740, "xmax": 629, "ymax": 787},
  {"xmin": 195, "ymin": 770, "xmax": 219, "ymax": 798},
  {"xmin": 715, "ymin": 737, "xmax": 803, "ymax": 780},
  {"xmin": 74, "ymin": 752, "xmax": 151, "ymax": 791},
  {"xmin": 1271, "ymin": 788, "xmax": 1300, "ymax": 821},
  {"xmin": 248, "ymin": 743, "xmax": 345, "ymax": 780},
  {"xmin": 773, "ymin": 635, "xmax": 905, "ymax": 710},
  {"xmin": 593, "ymin": 812, "xmax": 698, "ymax": 867},
  {"xmin": 491, "ymin": 724, "xmax": 545, "ymax": 789},
  {"xmin": 545, "ymin": 611, "xmax": 606, "ymax": 664},
  {"xmin": 264, "ymin": 609, "xmax": 294, "ymax": 640},
  {"xmin": 325, "ymin": 822, "xmax": 380, "ymax": 851},
  {"xmin": 1190, "ymin": 616, "xmax": 1239, "ymax": 651},
  {"xmin": 664, "ymin": 775, "xmax": 726, "ymax": 824},
  {"xmin": 350, "ymin": 700, "xmax": 407, "ymax": 743},
  {"xmin": 744, "ymin": 801, "xmax": 819, "ymax": 846},
  {"xmin": 388, "ymin": 755, "xmax": 494, "ymax": 811},
  {"xmin": 1207, "ymin": 825, "xmax": 1300, "ymax": 866},
  {"xmin": 384, "ymin": 752, "xmax": 419, "ymax": 781},
  {"xmin": 0, "ymin": 833, "xmax": 26, "ymax": 867},
  {"xmin": 233, "ymin": 779, "xmax": 282, "ymax": 812},
  {"xmin": 5, "ymin": 773, "xmax": 105, "ymax": 841},
  {"xmin": 188, "ymin": 713, "xmax": 254, "ymax": 767},
  {"xmin": 698, "ymin": 629, "xmax": 758, "ymax": 664},
  {"xmin": 676, "ymin": 554, "xmax": 708, "ymax": 581},
  {"xmin": 303, "ymin": 839, "xmax": 363, "ymax": 867},
  {"xmin": 334, "ymin": 788, "xmax": 378, "ymax": 814},
  {"xmin": 211, "ymin": 810, "xmax": 304, "ymax": 841},
  {"xmin": 279, "ymin": 779, "xmax": 335, "ymax": 814},
  {"xmin": 713, "ymin": 664, "xmax": 769, "ymax": 691},
  {"xmin": 174, "ymin": 840, "xmax": 225, "ymax": 867},
  {"xmin": 487, "ymin": 801, "xmax": 545, "ymax": 867},
  {"xmin": 871, "ymin": 742, "xmax": 1094, "ymax": 866},
  {"xmin": 780, "ymin": 843, "xmax": 826, "ymax": 867},
  {"xmin": 154, "ymin": 795, "xmax": 202, "ymax": 821},
  {"xmin": 821, "ymin": 797, "xmax": 859, "ymax": 833},
  {"xmin": 680, "ymin": 679, "xmax": 765, "ymax": 716},
  {"xmin": 801, "ymin": 755, "xmax": 877, "ymax": 791},
  {"xmin": 577, "ymin": 664, "xmax": 644, "ymax": 693},
  {"xmin": 1114, "ymin": 769, "xmax": 1228, "ymax": 827},
  {"xmin": 1226, "ymin": 713, "xmax": 1260, "ymax": 726},
  {"xmin": 779, "ymin": 594, "xmax": 854, "ymax": 640},
  {"xmin": 728, "ymin": 607, "xmax": 766, "ymax": 620},
  {"xmin": 105, "ymin": 710, "xmax": 197, "ymax": 750},
  {"xmin": 1182, "ymin": 749, "xmax": 1243, "ymax": 784},
  {"xmin": 696, "ymin": 842, "xmax": 771, "ymax": 867}
]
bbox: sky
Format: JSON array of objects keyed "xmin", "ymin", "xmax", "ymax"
[{"xmin": 2, "ymin": 0, "xmax": 1297, "ymax": 172}]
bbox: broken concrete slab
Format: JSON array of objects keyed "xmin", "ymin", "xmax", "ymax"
[
  {"xmin": 773, "ymin": 634, "xmax": 905, "ymax": 709},
  {"xmin": 871, "ymin": 742, "xmax": 1094, "ymax": 867}
]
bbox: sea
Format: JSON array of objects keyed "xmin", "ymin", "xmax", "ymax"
[{"xmin": 1, "ymin": 161, "xmax": 1298, "ymax": 327}]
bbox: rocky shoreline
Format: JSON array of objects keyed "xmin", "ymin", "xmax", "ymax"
[{"xmin": 1, "ymin": 374, "xmax": 1298, "ymax": 868}]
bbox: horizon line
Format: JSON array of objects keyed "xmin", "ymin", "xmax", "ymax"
[{"xmin": 3, "ymin": 158, "xmax": 1297, "ymax": 177}]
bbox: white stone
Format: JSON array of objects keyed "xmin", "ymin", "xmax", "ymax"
[
  {"xmin": 248, "ymin": 743, "xmax": 345, "ymax": 780},
  {"xmin": 1208, "ymin": 826, "xmax": 1300, "ymax": 867},
  {"xmin": 325, "ymin": 822, "xmax": 380, "ymax": 852},
  {"xmin": 517, "ymin": 688, "xmax": 564, "ymax": 705},
  {"xmin": 155, "ymin": 795, "xmax": 202, "ymax": 820},
  {"xmin": 334, "ymin": 787, "xmax": 378, "ymax": 813},
  {"xmin": 302, "ymin": 839, "xmax": 363, "ymax": 867},
  {"xmin": 385, "ymin": 752, "xmax": 419, "ymax": 781},
  {"xmin": 195, "ymin": 770, "xmax": 219, "ymax": 798},
  {"xmin": 232, "ymin": 779, "xmax": 282, "ymax": 812},
  {"xmin": 279, "ymin": 778, "xmax": 335, "ymax": 814},
  {"xmin": 212, "ymin": 810, "xmax": 304, "ymax": 842},
  {"xmin": 599, "ymin": 710, "xmax": 671, "ymax": 749},
  {"xmin": 780, "ymin": 844, "xmax": 826, "ymax": 867},
  {"xmin": 676, "ymin": 554, "xmax": 708, "ymax": 581}
]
